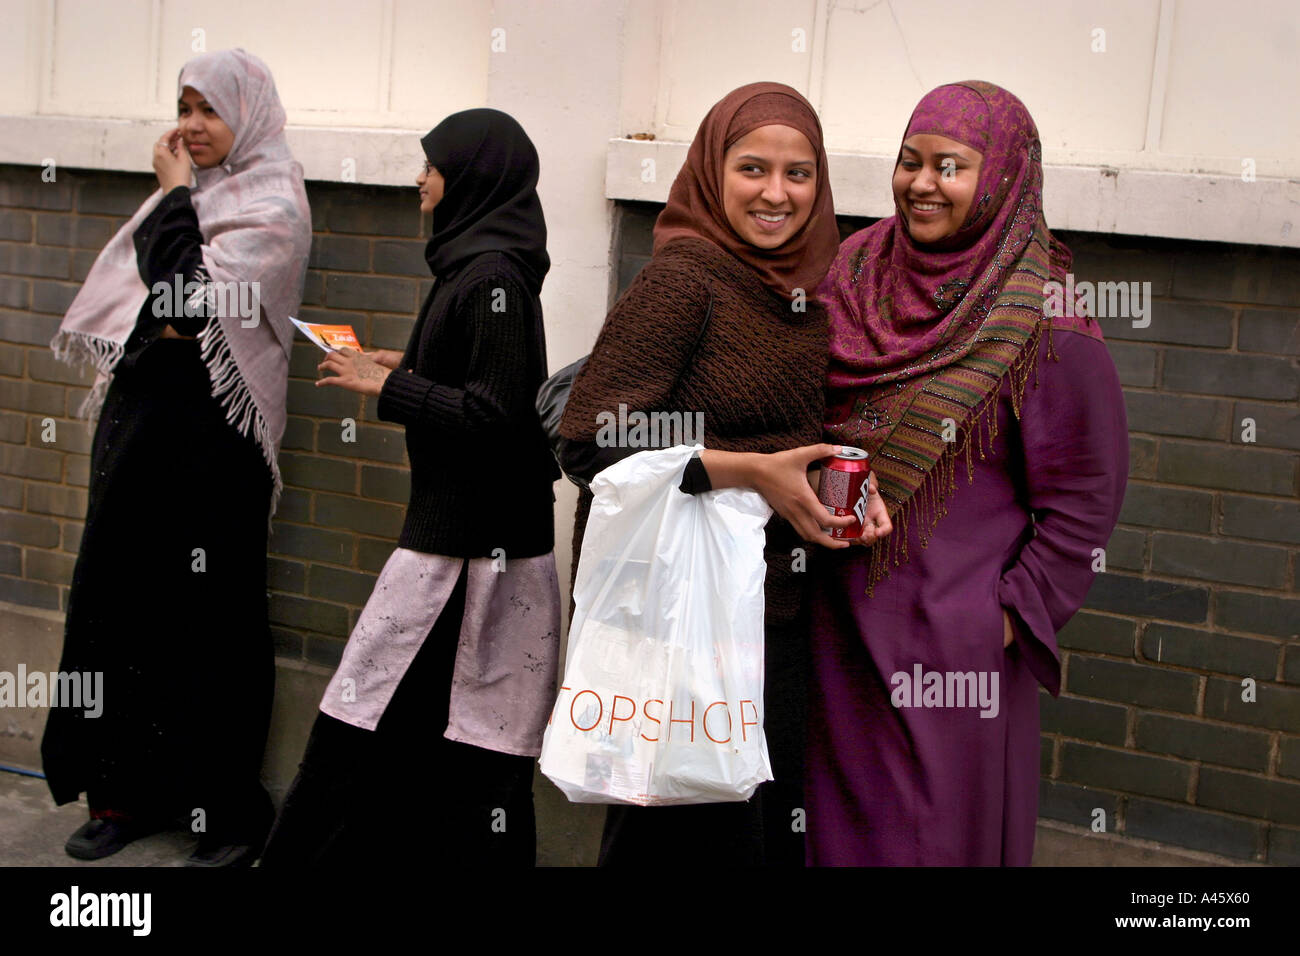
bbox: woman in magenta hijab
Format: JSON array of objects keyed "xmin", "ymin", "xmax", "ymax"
[{"xmin": 809, "ymin": 81, "xmax": 1128, "ymax": 865}]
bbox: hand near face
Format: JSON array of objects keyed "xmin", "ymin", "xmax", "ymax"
[
  {"xmin": 153, "ymin": 129, "xmax": 193, "ymax": 193},
  {"xmin": 316, "ymin": 347, "xmax": 392, "ymax": 397}
]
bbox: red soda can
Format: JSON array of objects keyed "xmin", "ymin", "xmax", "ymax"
[{"xmin": 817, "ymin": 446, "xmax": 872, "ymax": 539}]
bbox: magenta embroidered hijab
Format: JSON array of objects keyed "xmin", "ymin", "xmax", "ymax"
[{"xmin": 817, "ymin": 81, "xmax": 1099, "ymax": 568}]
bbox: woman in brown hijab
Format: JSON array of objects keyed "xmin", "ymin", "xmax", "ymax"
[{"xmin": 558, "ymin": 82, "xmax": 890, "ymax": 866}]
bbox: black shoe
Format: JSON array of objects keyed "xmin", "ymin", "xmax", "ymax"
[
  {"xmin": 65, "ymin": 816, "xmax": 165, "ymax": 861},
  {"xmin": 184, "ymin": 839, "xmax": 260, "ymax": 867}
]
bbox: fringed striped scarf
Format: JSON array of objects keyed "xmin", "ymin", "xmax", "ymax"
[{"xmin": 816, "ymin": 81, "xmax": 1099, "ymax": 592}]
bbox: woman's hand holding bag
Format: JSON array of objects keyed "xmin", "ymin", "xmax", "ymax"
[{"xmin": 540, "ymin": 444, "xmax": 774, "ymax": 806}]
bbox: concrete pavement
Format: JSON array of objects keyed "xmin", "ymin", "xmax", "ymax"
[{"xmin": 0, "ymin": 767, "xmax": 1249, "ymax": 867}]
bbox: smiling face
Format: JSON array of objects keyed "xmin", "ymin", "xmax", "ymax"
[
  {"xmin": 893, "ymin": 133, "xmax": 983, "ymax": 244},
  {"xmin": 721, "ymin": 124, "xmax": 817, "ymax": 250},
  {"xmin": 416, "ymin": 162, "xmax": 445, "ymax": 214},
  {"xmin": 177, "ymin": 86, "xmax": 234, "ymax": 168}
]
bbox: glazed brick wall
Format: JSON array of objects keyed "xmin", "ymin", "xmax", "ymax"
[
  {"xmin": 2, "ymin": 165, "xmax": 1297, "ymax": 862},
  {"xmin": 615, "ymin": 200, "xmax": 1300, "ymax": 864}
]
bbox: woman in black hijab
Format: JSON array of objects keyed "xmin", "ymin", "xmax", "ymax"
[{"xmin": 261, "ymin": 109, "xmax": 560, "ymax": 867}]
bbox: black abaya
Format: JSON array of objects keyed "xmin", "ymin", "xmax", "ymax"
[{"xmin": 41, "ymin": 191, "xmax": 276, "ymax": 846}]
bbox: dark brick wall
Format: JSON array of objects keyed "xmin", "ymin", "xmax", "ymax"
[
  {"xmin": 3, "ymin": 166, "xmax": 1298, "ymax": 863},
  {"xmin": 617, "ymin": 201, "xmax": 1300, "ymax": 863},
  {"xmin": 0, "ymin": 163, "xmax": 431, "ymax": 672},
  {"xmin": 267, "ymin": 182, "xmax": 434, "ymax": 667},
  {"xmin": 1046, "ymin": 232, "xmax": 1298, "ymax": 864}
]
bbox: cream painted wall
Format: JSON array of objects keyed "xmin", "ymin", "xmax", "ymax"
[
  {"xmin": 482, "ymin": 0, "xmax": 627, "ymax": 614},
  {"xmin": 0, "ymin": 0, "xmax": 630, "ymax": 338},
  {"xmin": 622, "ymin": 0, "xmax": 1298, "ymax": 178},
  {"xmin": 1, "ymin": 1, "xmax": 1296, "ymax": 243},
  {"xmin": 607, "ymin": 0, "xmax": 1299, "ymax": 247},
  {"xmin": 1, "ymin": 0, "xmax": 490, "ymax": 125}
]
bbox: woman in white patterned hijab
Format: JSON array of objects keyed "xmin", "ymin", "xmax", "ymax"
[
  {"xmin": 43, "ymin": 48, "xmax": 310, "ymax": 867},
  {"xmin": 53, "ymin": 47, "xmax": 310, "ymax": 510}
]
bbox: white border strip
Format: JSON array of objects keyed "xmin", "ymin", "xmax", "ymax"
[
  {"xmin": 605, "ymin": 138, "xmax": 1300, "ymax": 248},
  {"xmin": 2, "ymin": 115, "xmax": 1295, "ymax": 248},
  {"xmin": 0, "ymin": 114, "xmax": 429, "ymax": 188}
]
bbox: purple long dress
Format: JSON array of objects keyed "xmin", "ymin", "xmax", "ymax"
[{"xmin": 807, "ymin": 328, "xmax": 1128, "ymax": 865}]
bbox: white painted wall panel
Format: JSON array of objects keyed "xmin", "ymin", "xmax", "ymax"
[
  {"xmin": 1159, "ymin": 0, "xmax": 1299, "ymax": 164},
  {"xmin": 0, "ymin": 0, "xmax": 42, "ymax": 114},
  {"xmin": 389, "ymin": 0, "xmax": 491, "ymax": 120},
  {"xmin": 44, "ymin": 0, "xmax": 155, "ymax": 117},
  {"xmin": 0, "ymin": 0, "xmax": 1296, "ymax": 245},
  {"xmin": 655, "ymin": 0, "xmax": 820, "ymax": 138}
]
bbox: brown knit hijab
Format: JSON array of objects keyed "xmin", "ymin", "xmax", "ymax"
[{"xmin": 653, "ymin": 82, "xmax": 839, "ymax": 301}]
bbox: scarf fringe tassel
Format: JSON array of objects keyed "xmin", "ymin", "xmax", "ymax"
[
  {"xmin": 864, "ymin": 318, "xmax": 1053, "ymax": 596},
  {"xmin": 50, "ymin": 323, "xmax": 283, "ymax": 530},
  {"xmin": 50, "ymin": 329, "xmax": 124, "ymax": 423},
  {"xmin": 197, "ymin": 316, "xmax": 284, "ymax": 528}
]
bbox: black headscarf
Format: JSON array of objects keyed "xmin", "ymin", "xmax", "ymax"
[{"xmin": 421, "ymin": 109, "xmax": 550, "ymax": 289}]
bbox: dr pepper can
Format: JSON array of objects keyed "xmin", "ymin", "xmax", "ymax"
[{"xmin": 817, "ymin": 446, "xmax": 872, "ymax": 539}]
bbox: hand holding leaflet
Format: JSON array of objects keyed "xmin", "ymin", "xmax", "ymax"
[{"xmin": 289, "ymin": 316, "xmax": 361, "ymax": 352}]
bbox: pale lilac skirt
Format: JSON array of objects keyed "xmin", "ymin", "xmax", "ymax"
[{"xmin": 320, "ymin": 548, "xmax": 561, "ymax": 757}]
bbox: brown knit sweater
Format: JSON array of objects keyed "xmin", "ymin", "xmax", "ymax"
[{"xmin": 559, "ymin": 237, "xmax": 827, "ymax": 627}]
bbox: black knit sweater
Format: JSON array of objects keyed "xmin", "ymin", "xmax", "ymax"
[{"xmin": 377, "ymin": 251, "xmax": 557, "ymax": 558}]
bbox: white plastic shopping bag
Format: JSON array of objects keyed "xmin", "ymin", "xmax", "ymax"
[{"xmin": 540, "ymin": 444, "xmax": 773, "ymax": 806}]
